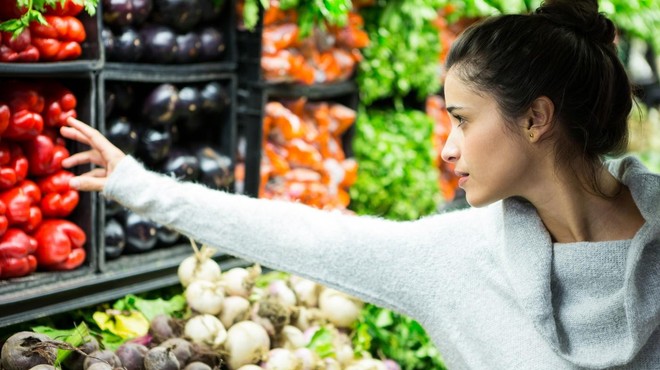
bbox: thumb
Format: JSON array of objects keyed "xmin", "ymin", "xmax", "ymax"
[{"xmin": 70, "ymin": 176, "xmax": 107, "ymax": 192}]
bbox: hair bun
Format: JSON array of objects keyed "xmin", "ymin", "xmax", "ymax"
[{"xmin": 535, "ymin": 0, "xmax": 616, "ymax": 45}]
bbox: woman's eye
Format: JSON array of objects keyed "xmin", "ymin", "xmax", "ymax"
[{"xmin": 454, "ymin": 115, "xmax": 466, "ymax": 126}]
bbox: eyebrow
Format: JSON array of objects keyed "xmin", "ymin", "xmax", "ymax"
[{"xmin": 446, "ymin": 106, "xmax": 464, "ymax": 114}]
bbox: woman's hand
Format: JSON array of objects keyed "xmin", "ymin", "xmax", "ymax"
[{"xmin": 60, "ymin": 117, "xmax": 126, "ymax": 192}]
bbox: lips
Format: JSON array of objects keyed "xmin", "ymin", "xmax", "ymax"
[{"xmin": 455, "ymin": 170, "xmax": 469, "ymax": 187}]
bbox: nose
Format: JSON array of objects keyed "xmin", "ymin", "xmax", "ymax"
[{"xmin": 441, "ymin": 128, "xmax": 460, "ymax": 163}]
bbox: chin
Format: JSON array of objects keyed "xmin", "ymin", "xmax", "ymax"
[{"xmin": 465, "ymin": 192, "xmax": 498, "ymax": 208}]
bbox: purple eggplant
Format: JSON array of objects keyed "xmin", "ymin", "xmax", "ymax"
[
  {"xmin": 101, "ymin": 27, "xmax": 116, "ymax": 61},
  {"xmin": 175, "ymin": 32, "xmax": 202, "ymax": 63},
  {"xmin": 198, "ymin": 0, "xmax": 224, "ymax": 23},
  {"xmin": 104, "ymin": 86, "xmax": 116, "ymax": 118},
  {"xmin": 106, "ymin": 116, "xmax": 139, "ymax": 155},
  {"xmin": 198, "ymin": 27, "xmax": 225, "ymax": 62},
  {"xmin": 140, "ymin": 24, "xmax": 178, "ymax": 63},
  {"xmin": 138, "ymin": 127, "xmax": 172, "ymax": 163},
  {"xmin": 114, "ymin": 27, "xmax": 144, "ymax": 62},
  {"xmin": 175, "ymin": 86, "xmax": 202, "ymax": 124},
  {"xmin": 105, "ymin": 198, "xmax": 124, "ymax": 217},
  {"xmin": 156, "ymin": 224, "xmax": 180, "ymax": 245},
  {"xmin": 161, "ymin": 147, "xmax": 199, "ymax": 181},
  {"xmin": 103, "ymin": 0, "xmax": 152, "ymax": 27},
  {"xmin": 200, "ymin": 81, "xmax": 229, "ymax": 114},
  {"xmin": 123, "ymin": 211, "xmax": 158, "ymax": 253},
  {"xmin": 152, "ymin": 0, "xmax": 202, "ymax": 33},
  {"xmin": 104, "ymin": 217, "xmax": 126, "ymax": 260},
  {"xmin": 110, "ymin": 83, "xmax": 135, "ymax": 111},
  {"xmin": 143, "ymin": 84, "xmax": 179, "ymax": 126},
  {"xmin": 195, "ymin": 145, "xmax": 233, "ymax": 189}
]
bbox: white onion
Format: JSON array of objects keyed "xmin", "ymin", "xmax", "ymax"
[
  {"xmin": 318, "ymin": 288, "xmax": 364, "ymax": 328},
  {"xmin": 222, "ymin": 265, "xmax": 261, "ymax": 297},
  {"xmin": 261, "ymin": 348, "xmax": 302, "ymax": 370},
  {"xmin": 236, "ymin": 366, "xmax": 263, "ymax": 370},
  {"xmin": 178, "ymin": 241, "xmax": 221, "ymax": 287},
  {"xmin": 292, "ymin": 307, "xmax": 325, "ymax": 332},
  {"xmin": 268, "ymin": 280, "xmax": 297, "ymax": 309},
  {"xmin": 323, "ymin": 358, "xmax": 341, "ymax": 370},
  {"xmin": 220, "ymin": 296, "xmax": 252, "ymax": 328},
  {"xmin": 225, "ymin": 321, "xmax": 271, "ymax": 370},
  {"xmin": 185, "ymin": 280, "xmax": 225, "ymax": 315},
  {"xmin": 335, "ymin": 343, "xmax": 355, "ymax": 366},
  {"xmin": 293, "ymin": 348, "xmax": 322, "ymax": 370},
  {"xmin": 344, "ymin": 359, "xmax": 387, "ymax": 370},
  {"xmin": 275, "ymin": 325, "xmax": 306, "ymax": 350},
  {"xmin": 289, "ymin": 276, "xmax": 320, "ymax": 308},
  {"xmin": 184, "ymin": 314, "xmax": 227, "ymax": 348}
]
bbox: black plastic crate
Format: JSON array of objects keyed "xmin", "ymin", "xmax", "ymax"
[
  {"xmin": 0, "ymin": 73, "xmax": 98, "ymax": 325},
  {"xmin": 97, "ymin": 72, "xmax": 237, "ymax": 273},
  {"xmin": 237, "ymin": 81, "xmax": 359, "ymax": 197},
  {"xmin": 0, "ymin": 11, "xmax": 103, "ymax": 73},
  {"xmin": 103, "ymin": 0, "xmax": 237, "ymax": 73}
]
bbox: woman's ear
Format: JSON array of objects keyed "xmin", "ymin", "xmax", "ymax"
[{"xmin": 526, "ymin": 96, "xmax": 554, "ymax": 142}]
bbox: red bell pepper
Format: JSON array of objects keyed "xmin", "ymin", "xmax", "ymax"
[
  {"xmin": 4, "ymin": 82, "xmax": 45, "ymax": 112},
  {"xmin": 31, "ymin": 38, "xmax": 81, "ymax": 61},
  {"xmin": 43, "ymin": 83, "xmax": 77, "ymax": 127},
  {"xmin": 0, "ymin": 200, "xmax": 8, "ymax": 236},
  {"xmin": 37, "ymin": 170, "xmax": 79, "ymax": 218},
  {"xmin": 0, "ymin": 227, "xmax": 38, "ymax": 278},
  {"xmin": 0, "ymin": 142, "xmax": 28, "ymax": 189},
  {"xmin": 30, "ymin": 15, "xmax": 85, "ymax": 62},
  {"xmin": 0, "ymin": 180, "xmax": 42, "ymax": 232},
  {"xmin": 0, "ymin": 30, "xmax": 40, "ymax": 62},
  {"xmin": 34, "ymin": 219, "xmax": 86, "ymax": 270},
  {"xmin": 0, "ymin": 102, "xmax": 10, "ymax": 137},
  {"xmin": 2, "ymin": 83, "xmax": 46, "ymax": 140},
  {"xmin": 44, "ymin": 0, "xmax": 84, "ymax": 17},
  {"xmin": 23, "ymin": 134, "xmax": 70, "ymax": 176},
  {"xmin": 5, "ymin": 109, "xmax": 44, "ymax": 140},
  {"xmin": 0, "ymin": 0, "xmax": 27, "ymax": 20}
]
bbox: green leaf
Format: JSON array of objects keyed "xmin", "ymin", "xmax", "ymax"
[
  {"xmin": 33, "ymin": 322, "xmax": 91, "ymax": 365},
  {"xmin": 306, "ymin": 326, "xmax": 336, "ymax": 358},
  {"xmin": 112, "ymin": 294, "xmax": 186, "ymax": 321}
]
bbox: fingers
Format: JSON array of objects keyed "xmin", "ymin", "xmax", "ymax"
[
  {"xmin": 60, "ymin": 126, "xmax": 91, "ymax": 147},
  {"xmin": 79, "ymin": 168, "xmax": 108, "ymax": 178},
  {"xmin": 66, "ymin": 117, "xmax": 123, "ymax": 157},
  {"xmin": 69, "ymin": 175, "xmax": 106, "ymax": 192},
  {"xmin": 62, "ymin": 150, "xmax": 105, "ymax": 168}
]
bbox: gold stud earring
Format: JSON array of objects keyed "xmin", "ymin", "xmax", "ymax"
[{"xmin": 529, "ymin": 132, "xmax": 534, "ymax": 138}]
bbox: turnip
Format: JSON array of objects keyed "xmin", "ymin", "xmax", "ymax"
[
  {"xmin": 323, "ymin": 358, "xmax": 341, "ymax": 370},
  {"xmin": 291, "ymin": 307, "xmax": 325, "ymax": 331},
  {"xmin": 344, "ymin": 359, "xmax": 387, "ymax": 370},
  {"xmin": 236, "ymin": 366, "xmax": 262, "ymax": 370},
  {"xmin": 267, "ymin": 280, "xmax": 297, "ymax": 309},
  {"xmin": 159, "ymin": 338, "xmax": 193, "ymax": 367},
  {"xmin": 221, "ymin": 265, "xmax": 261, "ymax": 298},
  {"xmin": 1, "ymin": 332, "xmax": 57, "ymax": 370},
  {"xmin": 86, "ymin": 363, "xmax": 113, "ymax": 370},
  {"xmin": 274, "ymin": 326, "xmax": 306, "ymax": 350},
  {"xmin": 219, "ymin": 296, "xmax": 251, "ymax": 328},
  {"xmin": 144, "ymin": 347, "xmax": 180, "ymax": 370},
  {"xmin": 115, "ymin": 342, "xmax": 148, "ymax": 370},
  {"xmin": 183, "ymin": 361, "xmax": 212, "ymax": 370},
  {"xmin": 28, "ymin": 365, "xmax": 56, "ymax": 370},
  {"xmin": 62, "ymin": 337, "xmax": 100, "ymax": 370},
  {"xmin": 261, "ymin": 348, "xmax": 302, "ymax": 370},
  {"xmin": 185, "ymin": 280, "xmax": 225, "ymax": 315},
  {"xmin": 178, "ymin": 239, "xmax": 222, "ymax": 287},
  {"xmin": 251, "ymin": 300, "xmax": 290, "ymax": 336},
  {"xmin": 318, "ymin": 289, "xmax": 363, "ymax": 328},
  {"xmin": 224, "ymin": 321, "xmax": 270, "ymax": 370},
  {"xmin": 184, "ymin": 314, "xmax": 227, "ymax": 348},
  {"xmin": 83, "ymin": 350, "xmax": 122, "ymax": 369},
  {"xmin": 293, "ymin": 348, "xmax": 323, "ymax": 370},
  {"xmin": 149, "ymin": 314, "xmax": 183, "ymax": 344},
  {"xmin": 289, "ymin": 276, "xmax": 321, "ymax": 308}
]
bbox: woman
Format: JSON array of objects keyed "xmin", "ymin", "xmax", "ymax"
[{"xmin": 61, "ymin": 0, "xmax": 659, "ymax": 368}]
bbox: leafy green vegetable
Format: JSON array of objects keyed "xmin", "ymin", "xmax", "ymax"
[
  {"xmin": 0, "ymin": 0, "xmax": 99, "ymax": 37},
  {"xmin": 306, "ymin": 326, "xmax": 336, "ymax": 358},
  {"xmin": 112, "ymin": 294, "xmax": 187, "ymax": 321},
  {"xmin": 33, "ymin": 322, "xmax": 90, "ymax": 365},
  {"xmin": 349, "ymin": 107, "xmax": 441, "ymax": 221},
  {"xmin": 353, "ymin": 304, "xmax": 447, "ymax": 370}
]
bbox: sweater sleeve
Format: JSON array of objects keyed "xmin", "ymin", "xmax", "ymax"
[{"xmin": 104, "ymin": 156, "xmax": 488, "ymax": 319}]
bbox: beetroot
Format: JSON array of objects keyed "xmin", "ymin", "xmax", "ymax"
[
  {"xmin": 1, "ymin": 332, "xmax": 57, "ymax": 370},
  {"xmin": 159, "ymin": 338, "xmax": 193, "ymax": 367},
  {"xmin": 144, "ymin": 347, "xmax": 180, "ymax": 370},
  {"xmin": 115, "ymin": 342, "xmax": 148, "ymax": 370},
  {"xmin": 83, "ymin": 350, "xmax": 122, "ymax": 369},
  {"xmin": 62, "ymin": 337, "xmax": 100, "ymax": 370}
]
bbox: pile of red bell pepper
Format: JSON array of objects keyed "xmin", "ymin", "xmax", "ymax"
[
  {"xmin": 0, "ymin": 0, "xmax": 86, "ymax": 62},
  {"xmin": 0, "ymin": 80, "xmax": 86, "ymax": 279}
]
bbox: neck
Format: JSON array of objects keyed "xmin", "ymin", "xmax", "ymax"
[{"xmin": 525, "ymin": 163, "xmax": 644, "ymax": 243}]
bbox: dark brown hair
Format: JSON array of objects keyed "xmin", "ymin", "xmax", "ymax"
[{"xmin": 445, "ymin": 0, "xmax": 633, "ymax": 196}]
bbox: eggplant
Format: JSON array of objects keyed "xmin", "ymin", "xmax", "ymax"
[
  {"xmin": 156, "ymin": 224, "xmax": 180, "ymax": 245},
  {"xmin": 195, "ymin": 146, "xmax": 233, "ymax": 189},
  {"xmin": 161, "ymin": 147, "xmax": 199, "ymax": 181},
  {"xmin": 104, "ymin": 85, "xmax": 116, "ymax": 118},
  {"xmin": 114, "ymin": 27, "xmax": 144, "ymax": 62},
  {"xmin": 197, "ymin": 27, "xmax": 225, "ymax": 62},
  {"xmin": 106, "ymin": 116, "xmax": 139, "ymax": 155},
  {"xmin": 198, "ymin": 0, "xmax": 224, "ymax": 23},
  {"xmin": 104, "ymin": 217, "xmax": 126, "ymax": 260},
  {"xmin": 105, "ymin": 197, "xmax": 124, "ymax": 217},
  {"xmin": 110, "ymin": 83, "xmax": 135, "ymax": 111},
  {"xmin": 142, "ymin": 83, "xmax": 179, "ymax": 126},
  {"xmin": 175, "ymin": 86, "xmax": 202, "ymax": 124},
  {"xmin": 103, "ymin": 0, "xmax": 152, "ymax": 27},
  {"xmin": 140, "ymin": 24, "xmax": 178, "ymax": 64},
  {"xmin": 200, "ymin": 81, "xmax": 229, "ymax": 114},
  {"xmin": 175, "ymin": 32, "xmax": 202, "ymax": 64},
  {"xmin": 123, "ymin": 211, "xmax": 158, "ymax": 253},
  {"xmin": 101, "ymin": 27, "xmax": 116, "ymax": 61},
  {"xmin": 152, "ymin": 0, "xmax": 202, "ymax": 33},
  {"xmin": 138, "ymin": 127, "xmax": 172, "ymax": 164}
]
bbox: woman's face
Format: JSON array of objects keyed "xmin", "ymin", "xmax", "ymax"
[{"xmin": 441, "ymin": 70, "xmax": 535, "ymax": 207}]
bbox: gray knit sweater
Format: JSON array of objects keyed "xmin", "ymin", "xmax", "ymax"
[{"xmin": 104, "ymin": 156, "xmax": 660, "ymax": 369}]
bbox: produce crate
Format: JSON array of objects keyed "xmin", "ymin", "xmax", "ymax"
[
  {"xmin": 97, "ymin": 71, "xmax": 237, "ymax": 274},
  {"xmin": 0, "ymin": 11, "xmax": 103, "ymax": 73},
  {"xmin": 237, "ymin": 80, "xmax": 359, "ymax": 197},
  {"xmin": 103, "ymin": 0, "xmax": 237, "ymax": 73},
  {"xmin": 0, "ymin": 73, "xmax": 98, "ymax": 326}
]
